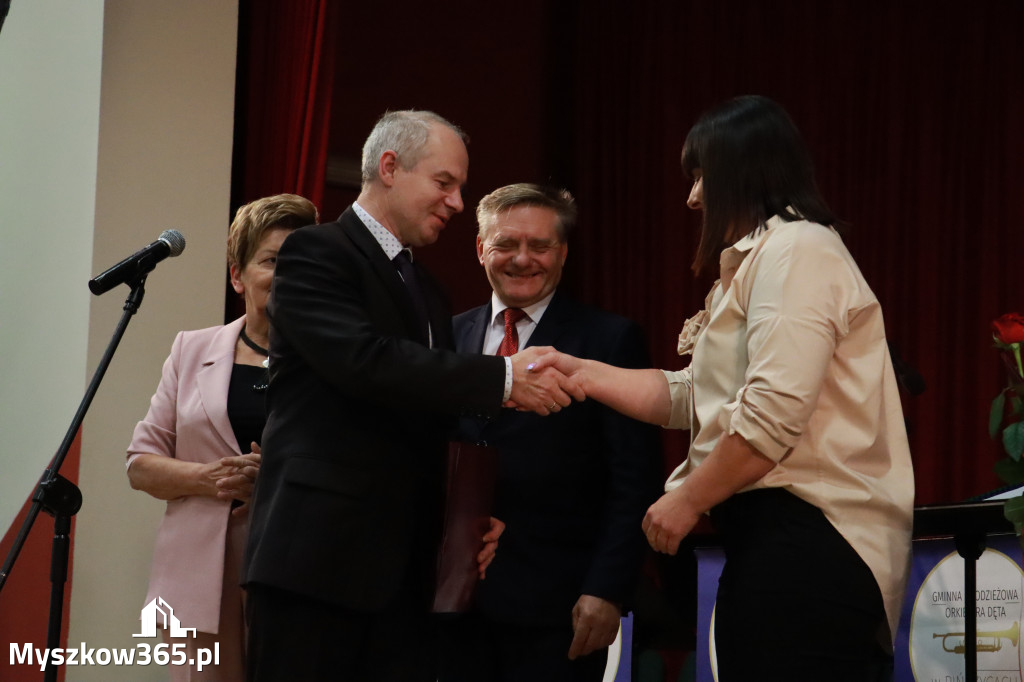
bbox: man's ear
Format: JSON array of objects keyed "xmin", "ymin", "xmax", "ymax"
[
  {"xmin": 476, "ymin": 234, "xmax": 486, "ymax": 265},
  {"xmin": 379, "ymin": 150, "xmax": 399, "ymax": 187}
]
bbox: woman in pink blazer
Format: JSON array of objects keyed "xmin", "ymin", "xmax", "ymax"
[{"xmin": 127, "ymin": 194, "xmax": 318, "ymax": 681}]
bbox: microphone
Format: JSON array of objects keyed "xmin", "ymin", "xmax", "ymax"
[{"xmin": 88, "ymin": 230, "xmax": 186, "ymax": 295}]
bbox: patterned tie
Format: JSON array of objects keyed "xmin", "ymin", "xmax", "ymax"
[
  {"xmin": 393, "ymin": 249, "xmax": 430, "ymax": 342},
  {"xmin": 497, "ymin": 308, "xmax": 527, "ymax": 357}
]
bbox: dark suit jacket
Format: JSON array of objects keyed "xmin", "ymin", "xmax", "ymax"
[
  {"xmin": 243, "ymin": 206, "xmax": 507, "ymax": 613},
  {"xmin": 454, "ymin": 291, "xmax": 662, "ymax": 626}
]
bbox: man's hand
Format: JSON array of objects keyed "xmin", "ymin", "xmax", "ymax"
[
  {"xmin": 568, "ymin": 594, "xmax": 621, "ymax": 660},
  {"xmin": 642, "ymin": 486, "xmax": 701, "ymax": 555},
  {"xmin": 477, "ymin": 516, "xmax": 505, "ymax": 579},
  {"xmin": 215, "ymin": 442, "xmax": 262, "ymax": 516},
  {"xmin": 508, "ymin": 346, "xmax": 585, "ymax": 415}
]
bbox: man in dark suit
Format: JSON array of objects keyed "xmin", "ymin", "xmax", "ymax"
[
  {"xmin": 440, "ymin": 184, "xmax": 662, "ymax": 681},
  {"xmin": 242, "ymin": 113, "xmax": 582, "ymax": 682}
]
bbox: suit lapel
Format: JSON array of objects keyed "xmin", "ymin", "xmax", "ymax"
[
  {"xmin": 417, "ymin": 263, "xmax": 454, "ymax": 350},
  {"xmin": 525, "ymin": 291, "xmax": 573, "ymax": 350},
  {"xmin": 196, "ymin": 317, "xmax": 247, "ymax": 455},
  {"xmin": 456, "ymin": 303, "xmax": 491, "ymax": 353}
]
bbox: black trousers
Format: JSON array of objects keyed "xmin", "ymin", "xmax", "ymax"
[
  {"xmin": 709, "ymin": 488, "xmax": 892, "ymax": 682},
  {"xmin": 437, "ymin": 610, "xmax": 608, "ymax": 682},
  {"xmin": 245, "ymin": 583, "xmax": 436, "ymax": 682}
]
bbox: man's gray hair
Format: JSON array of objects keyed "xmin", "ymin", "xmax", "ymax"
[
  {"xmin": 360, "ymin": 110, "xmax": 467, "ymax": 185},
  {"xmin": 476, "ymin": 183, "xmax": 577, "ymax": 242}
]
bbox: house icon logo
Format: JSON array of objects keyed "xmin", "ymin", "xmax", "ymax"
[{"xmin": 133, "ymin": 597, "xmax": 197, "ymax": 638}]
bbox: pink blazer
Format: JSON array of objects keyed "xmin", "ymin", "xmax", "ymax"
[{"xmin": 127, "ymin": 316, "xmax": 247, "ymax": 633}]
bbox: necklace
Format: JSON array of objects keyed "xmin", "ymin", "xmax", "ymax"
[{"xmin": 239, "ymin": 327, "xmax": 270, "ymax": 368}]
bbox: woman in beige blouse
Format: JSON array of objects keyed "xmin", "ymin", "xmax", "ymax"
[{"xmin": 540, "ymin": 96, "xmax": 913, "ymax": 680}]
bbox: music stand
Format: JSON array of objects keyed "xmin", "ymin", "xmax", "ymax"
[{"xmin": 913, "ymin": 500, "xmax": 1017, "ymax": 681}]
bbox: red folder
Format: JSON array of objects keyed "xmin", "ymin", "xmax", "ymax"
[{"xmin": 431, "ymin": 441, "xmax": 499, "ymax": 613}]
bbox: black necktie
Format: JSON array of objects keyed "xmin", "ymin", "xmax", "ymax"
[{"xmin": 393, "ymin": 249, "xmax": 430, "ymax": 343}]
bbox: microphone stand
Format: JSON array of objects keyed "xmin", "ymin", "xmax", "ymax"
[{"xmin": 0, "ymin": 275, "xmax": 148, "ymax": 682}]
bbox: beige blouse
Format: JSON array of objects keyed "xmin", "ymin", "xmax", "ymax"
[{"xmin": 663, "ymin": 215, "xmax": 914, "ymax": 642}]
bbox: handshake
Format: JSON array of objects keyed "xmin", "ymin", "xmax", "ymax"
[{"xmin": 506, "ymin": 346, "xmax": 586, "ymax": 415}]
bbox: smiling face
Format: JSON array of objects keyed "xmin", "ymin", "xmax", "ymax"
[
  {"xmin": 383, "ymin": 123, "xmax": 468, "ymax": 247},
  {"xmin": 477, "ymin": 204, "xmax": 568, "ymax": 309},
  {"xmin": 230, "ymin": 227, "xmax": 292, "ymax": 321}
]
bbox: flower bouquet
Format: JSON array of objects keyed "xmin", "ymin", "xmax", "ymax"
[{"xmin": 990, "ymin": 313, "xmax": 1024, "ymax": 533}]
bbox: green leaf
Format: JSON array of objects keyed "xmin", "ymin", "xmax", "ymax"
[
  {"xmin": 1012, "ymin": 395, "xmax": 1024, "ymax": 416},
  {"xmin": 1004, "ymin": 495, "xmax": 1024, "ymax": 536},
  {"xmin": 992, "ymin": 392, "xmax": 1008, "ymax": 438},
  {"xmin": 995, "ymin": 457, "xmax": 1024, "ymax": 485},
  {"xmin": 1004, "ymin": 421, "xmax": 1024, "ymax": 461}
]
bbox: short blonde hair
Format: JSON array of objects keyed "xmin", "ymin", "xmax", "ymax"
[
  {"xmin": 227, "ymin": 194, "xmax": 319, "ymax": 268},
  {"xmin": 476, "ymin": 183, "xmax": 577, "ymax": 242}
]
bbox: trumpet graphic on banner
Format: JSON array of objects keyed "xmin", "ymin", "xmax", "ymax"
[{"xmin": 932, "ymin": 621, "xmax": 1019, "ymax": 655}]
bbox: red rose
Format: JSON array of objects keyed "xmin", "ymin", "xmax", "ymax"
[{"xmin": 993, "ymin": 313, "xmax": 1024, "ymax": 344}]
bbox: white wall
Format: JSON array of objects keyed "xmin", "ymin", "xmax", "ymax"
[
  {"xmin": 0, "ymin": 1, "xmax": 238, "ymax": 680},
  {"xmin": 0, "ymin": 0, "xmax": 103, "ymax": 547},
  {"xmin": 69, "ymin": 2, "xmax": 239, "ymax": 679}
]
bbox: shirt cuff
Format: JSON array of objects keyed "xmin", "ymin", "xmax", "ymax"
[
  {"xmin": 125, "ymin": 452, "xmax": 144, "ymax": 472},
  {"xmin": 661, "ymin": 369, "xmax": 692, "ymax": 430},
  {"xmin": 502, "ymin": 357, "xmax": 513, "ymax": 403}
]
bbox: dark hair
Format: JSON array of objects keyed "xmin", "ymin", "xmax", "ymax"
[{"xmin": 681, "ymin": 95, "xmax": 841, "ymax": 274}]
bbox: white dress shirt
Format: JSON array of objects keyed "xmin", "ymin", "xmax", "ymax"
[{"xmin": 481, "ymin": 291, "xmax": 555, "ymax": 355}]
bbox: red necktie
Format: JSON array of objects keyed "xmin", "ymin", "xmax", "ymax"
[{"xmin": 497, "ymin": 308, "xmax": 526, "ymax": 356}]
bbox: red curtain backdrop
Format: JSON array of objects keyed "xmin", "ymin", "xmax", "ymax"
[
  {"xmin": 559, "ymin": 0, "xmax": 1024, "ymax": 504},
  {"xmin": 228, "ymin": 0, "xmax": 338, "ymax": 320},
  {"xmin": 237, "ymin": 0, "xmax": 1024, "ymax": 505},
  {"xmin": 233, "ymin": 0, "xmax": 337, "ymax": 211}
]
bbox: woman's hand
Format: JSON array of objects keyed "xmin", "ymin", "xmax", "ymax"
[
  {"xmin": 215, "ymin": 442, "xmax": 262, "ymax": 515},
  {"xmin": 129, "ymin": 452, "xmax": 255, "ymax": 501},
  {"xmin": 507, "ymin": 347, "xmax": 585, "ymax": 415},
  {"xmin": 520, "ymin": 348, "xmax": 587, "ymax": 382},
  {"xmin": 642, "ymin": 486, "xmax": 702, "ymax": 555},
  {"xmin": 515, "ymin": 350, "xmax": 675, "ymax": 427},
  {"xmin": 643, "ymin": 432, "xmax": 777, "ymax": 554}
]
